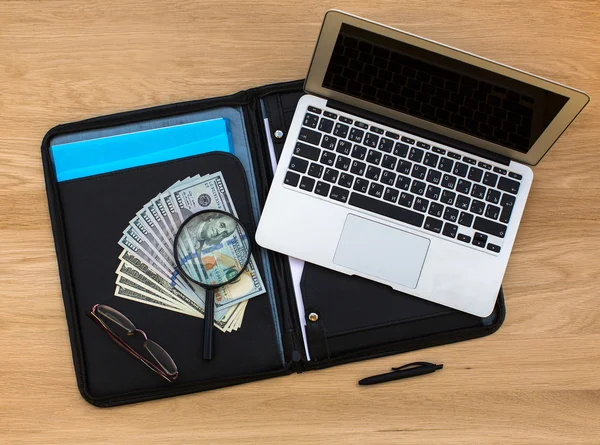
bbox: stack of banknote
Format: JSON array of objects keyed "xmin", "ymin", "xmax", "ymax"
[{"xmin": 114, "ymin": 172, "xmax": 266, "ymax": 332}]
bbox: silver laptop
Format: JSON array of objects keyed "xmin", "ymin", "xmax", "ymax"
[{"xmin": 256, "ymin": 10, "xmax": 588, "ymax": 317}]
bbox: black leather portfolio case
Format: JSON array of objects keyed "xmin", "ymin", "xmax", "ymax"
[{"xmin": 42, "ymin": 79, "xmax": 505, "ymax": 407}]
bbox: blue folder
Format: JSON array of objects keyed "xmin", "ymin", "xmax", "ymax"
[{"xmin": 51, "ymin": 118, "xmax": 234, "ymax": 182}]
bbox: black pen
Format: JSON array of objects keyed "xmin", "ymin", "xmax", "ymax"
[{"xmin": 358, "ymin": 361, "xmax": 443, "ymax": 386}]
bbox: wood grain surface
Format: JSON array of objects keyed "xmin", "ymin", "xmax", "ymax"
[{"xmin": 1, "ymin": 1, "xmax": 599, "ymax": 443}]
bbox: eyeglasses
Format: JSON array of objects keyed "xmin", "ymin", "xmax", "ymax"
[{"xmin": 89, "ymin": 304, "xmax": 178, "ymax": 382}]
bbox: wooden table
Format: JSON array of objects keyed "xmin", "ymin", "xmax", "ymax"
[{"xmin": 1, "ymin": 1, "xmax": 599, "ymax": 443}]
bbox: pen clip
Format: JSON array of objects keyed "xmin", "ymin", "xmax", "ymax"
[{"xmin": 391, "ymin": 361, "xmax": 443, "ymax": 372}]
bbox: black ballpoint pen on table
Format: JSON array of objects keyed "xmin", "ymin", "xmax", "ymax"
[{"xmin": 358, "ymin": 361, "xmax": 443, "ymax": 386}]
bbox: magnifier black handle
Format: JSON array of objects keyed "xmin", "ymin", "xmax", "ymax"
[{"xmin": 203, "ymin": 289, "xmax": 215, "ymax": 360}]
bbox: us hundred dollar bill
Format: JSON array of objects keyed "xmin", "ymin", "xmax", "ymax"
[{"xmin": 168, "ymin": 173, "xmax": 266, "ymax": 309}]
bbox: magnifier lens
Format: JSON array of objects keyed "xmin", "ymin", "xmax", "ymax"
[{"xmin": 174, "ymin": 211, "xmax": 251, "ymax": 287}]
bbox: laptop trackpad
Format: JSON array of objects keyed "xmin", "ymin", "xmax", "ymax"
[{"xmin": 333, "ymin": 214, "xmax": 430, "ymax": 289}]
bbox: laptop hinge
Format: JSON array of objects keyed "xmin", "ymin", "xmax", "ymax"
[{"xmin": 327, "ymin": 100, "xmax": 512, "ymax": 166}]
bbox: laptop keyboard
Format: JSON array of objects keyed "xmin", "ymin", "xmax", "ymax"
[{"xmin": 283, "ymin": 105, "xmax": 524, "ymax": 254}]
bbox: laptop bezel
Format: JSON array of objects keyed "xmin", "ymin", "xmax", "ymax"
[{"xmin": 304, "ymin": 10, "xmax": 590, "ymax": 166}]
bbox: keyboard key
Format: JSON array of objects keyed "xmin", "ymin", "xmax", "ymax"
[
  {"xmin": 401, "ymin": 136, "xmax": 415, "ymax": 145},
  {"xmin": 298, "ymin": 128, "xmax": 321, "ymax": 146},
  {"xmin": 383, "ymin": 187, "xmax": 399, "ymax": 203},
  {"xmin": 349, "ymin": 192, "xmax": 425, "ymax": 228},
  {"xmin": 424, "ymin": 217, "xmax": 443, "ymax": 233},
  {"xmin": 335, "ymin": 155, "xmax": 351, "ymax": 171},
  {"xmin": 399, "ymin": 192, "xmax": 415, "ymax": 208},
  {"xmin": 336, "ymin": 140, "xmax": 352, "ymax": 155},
  {"xmin": 321, "ymin": 135, "xmax": 337, "ymax": 150},
  {"xmin": 443, "ymin": 222, "xmax": 458, "ymax": 238},
  {"xmin": 441, "ymin": 174, "xmax": 457, "ymax": 190},
  {"xmin": 486, "ymin": 189, "xmax": 501, "ymax": 204},
  {"xmin": 368, "ymin": 182, "xmax": 384, "ymax": 198},
  {"xmin": 314, "ymin": 181, "xmax": 330, "ymax": 197},
  {"xmin": 351, "ymin": 144, "xmax": 367, "ymax": 159},
  {"xmin": 478, "ymin": 162, "xmax": 492, "ymax": 170},
  {"xmin": 473, "ymin": 217, "xmax": 507, "ymax": 238},
  {"xmin": 338, "ymin": 172, "xmax": 354, "ymax": 188},
  {"xmin": 299, "ymin": 176, "xmax": 315, "ymax": 192},
  {"xmin": 303, "ymin": 113, "xmax": 319, "ymax": 128},
  {"xmin": 482, "ymin": 172, "xmax": 498, "ymax": 187},
  {"xmin": 443, "ymin": 207, "xmax": 459, "ymax": 223},
  {"xmin": 455, "ymin": 195, "xmax": 471, "ymax": 210},
  {"xmin": 426, "ymin": 169, "xmax": 442, "ymax": 185},
  {"xmin": 289, "ymin": 156, "xmax": 309, "ymax": 173},
  {"xmin": 417, "ymin": 141, "xmax": 430, "ymax": 150},
  {"xmin": 463, "ymin": 156, "xmax": 476, "ymax": 165},
  {"xmin": 493, "ymin": 167, "xmax": 508, "ymax": 175},
  {"xmin": 364, "ymin": 133, "xmax": 380, "ymax": 148},
  {"xmin": 308, "ymin": 163, "xmax": 323, "ymax": 178},
  {"xmin": 456, "ymin": 179, "xmax": 472, "ymax": 194},
  {"xmin": 284, "ymin": 171, "xmax": 300, "ymax": 187},
  {"xmin": 468, "ymin": 167, "xmax": 483, "ymax": 182},
  {"xmin": 432, "ymin": 147, "xmax": 446, "ymax": 155},
  {"xmin": 457, "ymin": 233, "xmax": 471, "ymax": 243},
  {"xmin": 370, "ymin": 126, "xmax": 383, "ymax": 135},
  {"xmin": 320, "ymin": 151, "xmax": 335, "ymax": 167},
  {"xmin": 441, "ymin": 190, "xmax": 456, "ymax": 205},
  {"xmin": 339, "ymin": 116, "xmax": 352, "ymax": 124},
  {"xmin": 438, "ymin": 157, "xmax": 454, "ymax": 172},
  {"xmin": 378, "ymin": 138, "xmax": 394, "ymax": 153},
  {"xmin": 487, "ymin": 243, "xmax": 501, "ymax": 253},
  {"xmin": 353, "ymin": 178, "xmax": 369, "ymax": 193},
  {"xmin": 381, "ymin": 154, "xmax": 397, "ymax": 170},
  {"xmin": 470, "ymin": 199, "xmax": 485, "ymax": 215},
  {"xmin": 447, "ymin": 151, "xmax": 461, "ymax": 160},
  {"xmin": 294, "ymin": 142, "xmax": 321, "ymax": 161},
  {"xmin": 411, "ymin": 180, "xmax": 427, "ymax": 196},
  {"xmin": 323, "ymin": 168, "xmax": 339, "ymax": 183},
  {"xmin": 393, "ymin": 143, "xmax": 410, "ymax": 157},
  {"xmin": 413, "ymin": 197, "xmax": 429, "ymax": 212},
  {"xmin": 425, "ymin": 185, "xmax": 441, "ymax": 200},
  {"xmin": 366, "ymin": 149, "xmax": 382, "ymax": 165},
  {"xmin": 330, "ymin": 186, "xmax": 349, "ymax": 203},
  {"xmin": 485, "ymin": 204, "xmax": 501, "ymax": 220},
  {"xmin": 458, "ymin": 212, "xmax": 474, "ymax": 227},
  {"xmin": 318, "ymin": 118, "xmax": 334, "ymax": 133},
  {"xmin": 395, "ymin": 175, "xmax": 411, "ymax": 190},
  {"xmin": 498, "ymin": 177, "xmax": 520, "ymax": 194},
  {"xmin": 324, "ymin": 111, "xmax": 337, "ymax": 119},
  {"xmin": 500, "ymin": 194, "xmax": 516, "ymax": 224},
  {"xmin": 365, "ymin": 165, "xmax": 381, "ymax": 181},
  {"xmin": 385, "ymin": 131, "xmax": 400, "ymax": 140},
  {"xmin": 307, "ymin": 106, "xmax": 322, "ymax": 114},
  {"xmin": 350, "ymin": 160, "xmax": 366, "ymax": 176},
  {"xmin": 471, "ymin": 184, "xmax": 486, "ymax": 199},
  {"xmin": 428, "ymin": 202, "xmax": 444, "ymax": 218},
  {"xmin": 380, "ymin": 170, "xmax": 396, "ymax": 186},
  {"xmin": 423, "ymin": 152, "xmax": 439, "ymax": 168},
  {"xmin": 509, "ymin": 172, "xmax": 523, "ymax": 180},
  {"xmin": 472, "ymin": 232, "xmax": 488, "ymax": 248},
  {"xmin": 409, "ymin": 147, "xmax": 424, "ymax": 163},
  {"xmin": 348, "ymin": 127, "xmax": 364, "ymax": 143},
  {"xmin": 355, "ymin": 121, "xmax": 369, "ymax": 129},
  {"xmin": 411, "ymin": 164, "xmax": 427, "ymax": 180},
  {"xmin": 453, "ymin": 162, "xmax": 469, "ymax": 177},
  {"xmin": 396, "ymin": 160, "xmax": 412, "ymax": 175}
]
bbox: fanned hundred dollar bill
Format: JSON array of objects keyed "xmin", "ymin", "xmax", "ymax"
[{"xmin": 114, "ymin": 173, "xmax": 266, "ymax": 332}]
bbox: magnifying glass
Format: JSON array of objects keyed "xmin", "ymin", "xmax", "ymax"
[{"xmin": 173, "ymin": 209, "xmax": 251, "ymax": 360}]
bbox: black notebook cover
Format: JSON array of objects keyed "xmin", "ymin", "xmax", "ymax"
[{"xmin": 42, "ymin": 79, "xmax": 505, "ymax": 406}]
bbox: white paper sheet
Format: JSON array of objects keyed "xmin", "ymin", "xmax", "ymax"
[{"xmin": 263, "ymin": 118, "xmax": 310, "ymax": 361}]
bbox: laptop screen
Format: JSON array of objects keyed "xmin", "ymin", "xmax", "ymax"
[{"xmin": 322, "ymin": 24, "xmax": 569, "ymax": 154}]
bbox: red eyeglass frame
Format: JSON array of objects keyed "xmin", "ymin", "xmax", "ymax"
[{"xmin": 89, "ymin": 304, "xmax": 178, "ymax": 382}]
